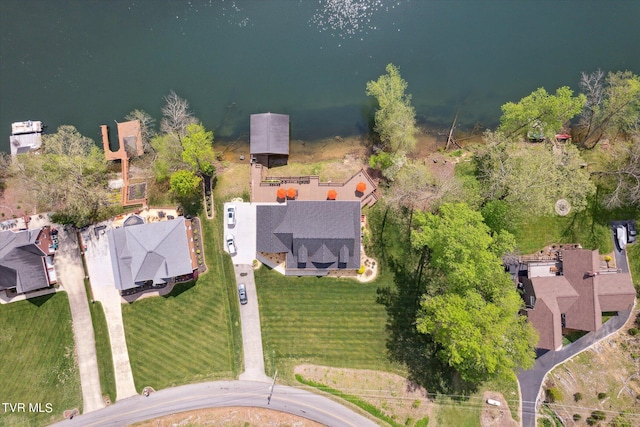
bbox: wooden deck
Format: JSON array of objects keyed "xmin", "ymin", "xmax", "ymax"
[
  {"xmin": 250, "ymin": 163, "xmax": 380, "ymax": 207},
  {"xmin": 101, "ymin": 121, "xmax": 146, "ymax": 207}
]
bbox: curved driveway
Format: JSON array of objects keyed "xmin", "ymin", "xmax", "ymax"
[{"xmin": 49, "ymin": 380, "xmax": 379, "ymax": 427}]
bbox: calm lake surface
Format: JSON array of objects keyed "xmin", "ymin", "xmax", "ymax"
[{"xmin": 1, "ymin": 0, "xmax": 639, "ymax": 153}]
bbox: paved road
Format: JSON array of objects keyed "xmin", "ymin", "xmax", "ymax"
[
  {"xmin": 235, "ymin": 264, "xmax": 271, "ymax": 383},
  {"xmin": 54, "ymin": 230, "xmax": 105, "ymax": 413},
  {"xmin": 49, "ymin": 380, "xmax": 379, "ymax": 427}
]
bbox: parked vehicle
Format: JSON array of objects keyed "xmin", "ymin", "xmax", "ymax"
[
  {"xmin": 616, "ymin": 226, "xmax": 627, "ymax": 250},
  {"xmin": 627, "ymin": 221, "xmax": 637, "ymax": 243},
  {"xmin": 227, "ymin": 205, "xmax": 236, "ymax": 226},
  {"xmin": 226, "ymin": 234, "xmax": 237, "ymax": 255},
  {"xmin": 238, "ymin": 283, "xmax": 248, "ymax": 305}
]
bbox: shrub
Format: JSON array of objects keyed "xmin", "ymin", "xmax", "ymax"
[
  {"xmin": 573, "ymin": 414, "xmax": 582, "ymax": 421},
  {"xmin": 357, "ymin": 265, "xmax": 366, "ymax": 274},
  {"xmin": 628, "ymin": 327, "xmax": 639, "ymax": 336},
  {"xmin": 415, "ymin": 417, "xmax": 429, "ymax": 427},
  {"xmin": 412, "ymin": 399, "xmax": 421, "ymax": 409},
  {"xmin": 591, "ymin": 410, "xmax": 606, "ymax": 421},
  {"xmin": 573, "ymin": 392, "xmax": 583, "ymax": 402},
  {"xmin": 546, "ymin": 387, "xmax": 562, "ymax": 403},
  {"xmin": 196, "ymin": 249, "xmax": 201, "ymax": 254},
  {"xmin": 597, "ymin": 392, "xmax": 607, "ymax": 399},
  {"xmin": 540, "ymin": 419, "xmax": 553, "ymax": 427},
  {"xmin": 604, "ymin": 255, "xmax": 612, "ymax": 262}
]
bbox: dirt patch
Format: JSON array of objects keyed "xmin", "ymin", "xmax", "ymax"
[
  {"xmin": 480, "ymin": 391, "xmax": 518, "ymax": 427},
  {"xmin": 0, "ymin": 176, "xmax": 37, "ymax": 219},
  {"xmin": 131, "ymin": 406, "xmax": 323, "ymax": 427},
  {"xmin": 294, "ymin": 364, "xmax": 432, "ymax": 426}
]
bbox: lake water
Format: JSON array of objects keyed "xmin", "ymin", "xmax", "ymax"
[{"xmin": 1, "ymin": 0, "xmax": 639, "ymax": 153}]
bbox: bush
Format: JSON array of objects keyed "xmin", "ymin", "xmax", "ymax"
[
  {"xmin": 540, "ymin": 419, "xmax": 553, "ymax": 427},
  {"xmin": 591, "ymin": 410, "xmax": 606, "ymax": 421},
  {"xmin": 597, "ymin": 392, "xmax": 607, "ymax": 399},
  {"xmin": 412, "ymin": 399, "xmax": 421, "ymax": 409},
  {"xmin": 573, "ymin": 413, "xmax": 582, "ymax": 421},
  {"xmin": 628, "ymin": 327, "xmax": 639, "ymax": 336},
  {"xmin": 546, "ymin": 387, "xmax": 562, "ymax": 403},
  {"xmin": 604, "ymin": 255, "xmax": 612, "ymax": 262},
  {"xmin": 357, "ymin": 265, "xmax": 366, "ymax": 274},
  {"xmin": 573, "ymin": 392, "xmax": 583, "ymax": 402},
  {"xmin": 414, "ymin": 417, "xmax": 429, "ymax": 427}
]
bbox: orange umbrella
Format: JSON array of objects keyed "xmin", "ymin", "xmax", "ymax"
[
  {"xmin": 287, "ymin": 187, "xmax": 297, "ymax": 199},
  {"xmin": 327, "ymin": 189, "xmax": 337, "ymax": 200},
  {"xmin": 276, "ymin": 188, "xmax": 286, "ymax": 199},
  {"xmin": 356, "ymin": 182, "xmax": 366, "ymax": 193}
]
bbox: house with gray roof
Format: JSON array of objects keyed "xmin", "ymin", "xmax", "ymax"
[
  {"xmin": 250, "ymin": 113, "xmax": 289, "ymax": 167},
  {"xmin": 256, "ymin": 200, "xmax": 361, "ymax": 275},
  {"xmin": 520, "ymin": 248, "xmax": 635, "ymax": 351},
  {"xmin": 0, "ymin": 227, "xmax": 57, "ymax": 295},
  {"xmin": 107, "ymin": 216, "xmax": 196, "ymax": 292}
]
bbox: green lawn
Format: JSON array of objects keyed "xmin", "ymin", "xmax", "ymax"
[
  {"xmin": 89, "ymin": 301, "xmax": 116, "ymax": 403},
  {"xmin": 122, "ymin": 209, "xmax": 242, "ymax": 392},
  {"xmin": 256, "ymin": 267, "xmax": 401, "ymax": 382},
  {"xmin": 0, "ymin": 293, "xmax": 81, "ymax": 427}
]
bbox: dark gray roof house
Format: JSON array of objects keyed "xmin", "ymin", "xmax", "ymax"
[
  {"xmin": 0, "ymin": 228, "xmax": 55, "ymax": 294},
  {"xmin": 107, "ymin": 217, "xmax": 195, "ymax": 291},
  {"xmin": 250, "ymin": 113, "xmax": 289, "ymax": 166},
  {"xmin": 257, "ymin": 200, "xmax": 361, "ymax": 275}
]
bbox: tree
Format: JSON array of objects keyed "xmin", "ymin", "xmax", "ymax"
[
  {"xmin": 416, "ymin": 290, "xmax": 537, "ymax": 384},
  {"xmin": 592, "ymin": 139, "xmax": 640, "ymax": 208},
  {"xmin": 170, "ymin": 169, "xmax": 202, "ymax": 199},
  {"xmin": 150, "ymin": 133, "xmax": 185, "ymax": 182},
  {"xmin": 160, "ymin": 90, "xmax": 197, "ymax": 137},
  {"xmin": 411, "ymin": 203, "xmax": 537, "ymax": 384},
  {"xmin": 366, "ymin": 63, "xmax": 417, "ymax": 179},
  {"xmin": 498, "ymin": 86, "xmax": 586, "ymax": 139},
  {"xmin": 477, "ymin": 131, "xmax": 596, "ymax": 216},
  {"xmin": 181, "ymin": 123, "xmax": 216, "ymax": 176},
  {"xmin": 578, "ymin": 70, "xmax": 640, "ymax": 147},
  {"xmin": 12, "ymin": 125, "xmax": 109, "ymax": 226},
  {"xmin": 125, "ymin": 109, "xmax": 156, "ymax": 153}
]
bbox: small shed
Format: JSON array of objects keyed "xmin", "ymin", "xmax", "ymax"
[{"xmin": 250, "ymin": 113, "xmax": 290, "ymax": 167}]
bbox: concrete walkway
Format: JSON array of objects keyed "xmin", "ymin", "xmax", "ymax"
[
  {"xmin": 235, "ymin": 264, "xmax": 271, "ymax": 383},
  {"xmin": 54, "ymin": 230, "xmax": 105, "ymax": 413}
]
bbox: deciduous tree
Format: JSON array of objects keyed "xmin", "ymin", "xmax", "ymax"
[
  {"xmin": 160, "ymin": 90, "xmax": 197, "ymax": 137},
  {"xmin": 170, "ymin": 169, "xmax": 202, "ymax": 199},
  {"xmin": 181, "ymin": 123, "xmax": 216, "ymax": 176},
  {"xmin": 366, "ymin": 63, "xmax": 417, "ymax": 179},
  {"xmin": 498, "ymin": 87, "xmax": 586, "ymax": 139},
  {"xmin": 593, "ymin": 139, "xmax": 640, "ymax": 208}
]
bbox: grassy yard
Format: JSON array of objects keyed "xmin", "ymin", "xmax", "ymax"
[
  {"xmin": 0, "ymin": 293, "xmax": 81, "ymax": 427},
  {"xmin": 122, "ymin": 207, "xmax": 242, "ymax": 392},
  {"xmin": 256, "ymin": 266, "xmax": 402, "ymax": 383},
  {"xmin": 89, "ymin": 301, "xmax": 116, "ymax": 403}
]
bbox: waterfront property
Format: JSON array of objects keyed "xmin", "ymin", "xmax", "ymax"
[
  {"xmin": 0, "ymin": 225, "xmax": 58, "ymax": 297},
  {"xmin": 9, "ymin": 120, "xmax": 43, "ymax": 157},
  {"xmin": 256, "ymin": 200, "xmax": 361, "ymax": 276},
  {"xmin": 518, "ymin": 248, "xmax": 635, "ymax": 351},
  {"xmin": 107, "ymin": 216, "xmax": 197, "ymax": 294}
]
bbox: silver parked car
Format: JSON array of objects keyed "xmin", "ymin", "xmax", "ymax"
[
  {"xmin": 238, "ymin": 283, "xmax": 248, "ymax": 305},
  {"xmin": 226, "ymin": 234, "xmax": 237, "ymax": 255}
]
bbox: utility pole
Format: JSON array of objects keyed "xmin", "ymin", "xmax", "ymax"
[{"xmin": 267, "ymin": 370, "xmax": 278, "ymax": 405}]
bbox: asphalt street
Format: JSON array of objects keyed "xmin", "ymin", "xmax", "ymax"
[{"xmin": 49, "ymin": 380, "xmax": 379, "ymax": 427}]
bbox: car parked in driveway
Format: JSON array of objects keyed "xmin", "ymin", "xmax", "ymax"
[
  {"xmin": 616, "ymin": 225, "xmax": 627, "ymax": 250},
  {"xmin": 628, "ymin": 221, "xmax": 637, "ymax": 243},
  {"xmin": 226, "ymin": 234, "xmax": 237, "ymax": 255},
  {"xmin": 227, "ymin": 205, "xmax": 236, "ymax": 226},
  {"xmin": 238, "ymin": 283, "xmax": 247, "ymax": 305}
]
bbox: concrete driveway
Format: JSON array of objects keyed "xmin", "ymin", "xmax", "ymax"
[
  {"xmin": 82, "ymin": 222, "xmax": 138, "ymax": 401},
  {"xmin": 223, "ymin": 202, "xmax": 256, "ymax": 264},
  {"xmin": 236, "ymin": 264, "xmax": 270, "ymax": 383},
  {"xmin": 54, "ymin": 228, "xmax": 105, "ymax": 413}
]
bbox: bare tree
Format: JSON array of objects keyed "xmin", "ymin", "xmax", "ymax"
[
  {"xmin": 125, "ymin": 109, "xmax": 156, "ymax": 153},
  {"xmin": 593, "ymin": 139, "xmax": 640, "ymax": 209},
  {"xmin": 578, "ymin": 69, "xmax": 605, "ymax": 143},
  {"xmin": 160, "ymin": 90, "xmax": 197, "ymax": 137}
]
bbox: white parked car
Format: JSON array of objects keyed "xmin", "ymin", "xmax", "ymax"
[
  {"xmin": 616, "ymin": 226, "xmax": 627, "ymax": 250},
  {"xmin": 227, "ymin": 205, "xmax": 236, "ymax": 226},
  {"xmin": 226, "ymin": 234, "xmax": 237, "ymax": 255}
]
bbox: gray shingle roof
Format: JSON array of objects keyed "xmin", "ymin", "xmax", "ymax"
[
  {"xmin": 0, "ymin": 229, "xmax": 49, "ymax": 293},
  {"xmin": 107, "ymin": 217, "xmax": 193, "ymax": 291},
  {"xmin": 250, "ymin": 113, "xmax": 289, "ymax": 155},
  {"xmin": 257, "ymin": 201, "xmax": 361, "ymax": 271}
]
